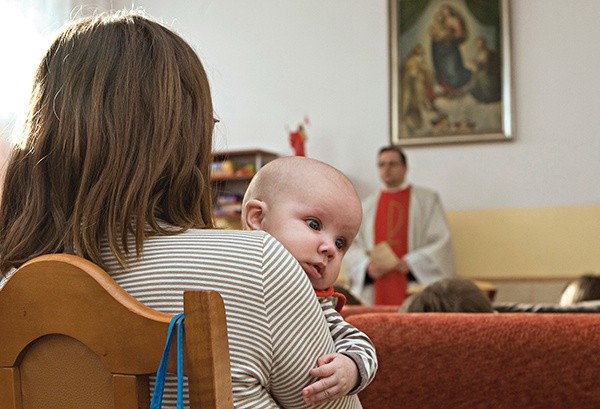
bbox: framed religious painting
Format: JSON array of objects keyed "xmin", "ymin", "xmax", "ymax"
[{"xmin": 389, "ymin": 0, "xmax": 513, "ymax": 146}]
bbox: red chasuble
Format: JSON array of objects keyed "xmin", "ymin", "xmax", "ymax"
[{"xmin": 373, "ymin": 187, "xmax": 411, "ymax": 305}]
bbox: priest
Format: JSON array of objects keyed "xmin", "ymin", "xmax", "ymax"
[{"xmin": 344, "ymin": 146, "xmax": 456, "ymax": 305}]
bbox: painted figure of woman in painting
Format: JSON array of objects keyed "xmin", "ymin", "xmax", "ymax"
[
  {"xmin": 428, "ymin": 4, "xmax": 472, "ymax": 96},
  {"xmin": 401, "ymin": 43, "xmax": 435, "ymax": 131}
]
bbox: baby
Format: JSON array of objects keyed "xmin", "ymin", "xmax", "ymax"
[{"xmin": 242, "ymin": 156, "xmax": 377, "ymax": 405}]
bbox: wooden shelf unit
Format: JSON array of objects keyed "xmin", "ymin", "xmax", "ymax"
[{"xmin": 211, "ymin": 149, "xmax": 279, "ymax": 229}]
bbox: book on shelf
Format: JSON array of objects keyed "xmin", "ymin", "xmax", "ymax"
[{"xmin": 214, "ymin": 192, "xmax": 243, "ymax": 218}]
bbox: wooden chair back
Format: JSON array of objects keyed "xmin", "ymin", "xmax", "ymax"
[{"xmin": 0, "ymin": 254, "xmax": 233, "ymax": 409}]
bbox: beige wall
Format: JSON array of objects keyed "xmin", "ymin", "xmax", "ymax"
[
  {"xmin": 448, "ymin": 205, "xmax": 600, "ymax": 280},
  {"xmin": 447, "ymin": 204, "xmax": 599, "ymax": 303}
]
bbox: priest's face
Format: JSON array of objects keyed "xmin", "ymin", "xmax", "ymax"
[{"xmin": 378, "ymin": 150, "xmax": 407, "ymax": 189}]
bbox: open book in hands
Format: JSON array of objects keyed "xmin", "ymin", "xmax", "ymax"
[{"xmin": 367, "ymin": 241, "xmax": 400, "ymax": 270}]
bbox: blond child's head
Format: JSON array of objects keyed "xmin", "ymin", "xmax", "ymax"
[{"xmin": 242, "ymin": 156, "xmax": 362, "ymax": 290}]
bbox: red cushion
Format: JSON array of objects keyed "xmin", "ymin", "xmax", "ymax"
[{"xmin": 347, "ymin": 313, "xmax": 600, "ymax": 409}]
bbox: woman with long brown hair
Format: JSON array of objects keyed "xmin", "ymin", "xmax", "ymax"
[{"xmin": 0, "ymin": 11, "xmax": 362, "ymax": 409}]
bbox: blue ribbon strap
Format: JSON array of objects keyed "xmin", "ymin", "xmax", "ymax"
[{"xmin": 150, "ymin": 313, "xmax": 185, "ymax": 409}]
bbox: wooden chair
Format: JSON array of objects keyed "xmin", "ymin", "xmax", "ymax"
[{"xmin": 0, "ymin": 254, "xmax": 233, "ymax": 409}]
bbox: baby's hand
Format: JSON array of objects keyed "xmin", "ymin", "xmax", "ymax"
[{"xmin": 302, "ymin": 353, "xmax": 359, "ymax": 405}]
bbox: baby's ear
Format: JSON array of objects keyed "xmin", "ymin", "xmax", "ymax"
[{"xmin": 242, "ymin": 199, "xmax": 265, "ymax": 230}]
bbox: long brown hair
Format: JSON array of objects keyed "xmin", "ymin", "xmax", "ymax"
[{"xmin": 0, "ymin": 11, "xmax": 215, "ymax": 275}]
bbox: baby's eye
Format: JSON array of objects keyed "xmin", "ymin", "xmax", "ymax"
[
  {"xmin": 306, "ymin": 218, "xmax": 321, "ymax": 230},
  {"xmin": 335, "ymin": 238, "xmax": 346, "ymax": 250}
]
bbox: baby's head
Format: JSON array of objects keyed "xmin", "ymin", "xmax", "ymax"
[
  {"xmin": 242, "ymin": 157, "xmax": 362, "ymax": 290},
  {"xmin": 399, "ymin": 278, "xmax": 494, "ymax": 313},
  {"xmin": 559, "ymin": 274, "xmax": 600, "ymax": 306}
]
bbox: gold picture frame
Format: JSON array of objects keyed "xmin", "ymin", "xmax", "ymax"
[{"xmin": 389, "ymin": 0, "xmax": 513, "ymax": 146}]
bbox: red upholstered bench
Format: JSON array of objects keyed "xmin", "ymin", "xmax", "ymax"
[{"xmin": 346, "ymin": 313, "xmax": 600, "ymax": 409}]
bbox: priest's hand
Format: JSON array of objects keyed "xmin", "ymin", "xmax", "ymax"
[
  {"xmin": 396, "ymin": 258, "xmax": 411, "ymax": 274},
  {"xmin": 368, "ymin": 258, "xmax": 411, "ymax": 279},
  {"xmin": 367, "ymin": 262, "xmax": 390, "ymax": 279}
]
